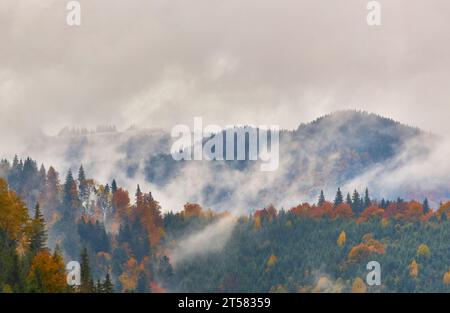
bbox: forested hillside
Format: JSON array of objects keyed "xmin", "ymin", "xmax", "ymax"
[
  {"xmin": 1, "ymin": 156, "xmax": 450, "ymax": 293},
  {"xmin": 16, "ymin": 111, "xmax": 447, "ymax": 212}
]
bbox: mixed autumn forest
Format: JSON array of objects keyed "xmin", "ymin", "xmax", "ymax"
[{"xmin": 1, "ymin": 153, "xmax": 450, "ymax": 293}]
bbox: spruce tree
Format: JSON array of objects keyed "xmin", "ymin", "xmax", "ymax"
[
  {"xmin": 334, "ymin": 188, "xmax": 343, "ymax": 207},
  {"xmin": 423, "ymin": 198, "xmax": 430, "ymax": 214},
  {"xmin": 80, "ymin": 247, "xmax": 93, "ymax": 293},
  {"xmin": 318, "ymin": 190, "xmax": 326, "ymax": 206},
  {"xmin": 111, "ymin": 179, "xmax": 118, "ymax": 194},
  {"xmin": 364, "ymin": 188, "xmax": 371, "ymax": 209},
  {"xmin": 136, "ymin": 184, "xmax": 143, "ymax": 207},
  {"xmin": 78, "ymin": 165, "xmax": 89, "ymax": 206},
  {"xmin": 352, "ymin": 190, "xmax": 362, "ymax": 214},
  {"xmin": 346, "ymin": 193, "xmax": 352, "ymax": 206},
  {"xmin": 103, "ymin": 273, "xmax": 114, "ymax": 293},
  {"xmin": 29, "ymin": 203, "xmax": 47, "ymax": 255}
]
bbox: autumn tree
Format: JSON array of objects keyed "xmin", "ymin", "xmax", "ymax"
[
  {"xmin": 443, "ymin": 270, "xmax": 450, "ymax": 286},
  {"xmin": 27, "ymin": 250, "xmax": 66, "ymax": 293},
  {"xmin": 351, "ymin": 277, "xmax": 367, "ymax": 293},
  {"xmin": 337, "ymin": 231, "xmax": 346, "ymax": 247},
  {"xmin": 417, "ymin": 244, "xmax": 431, "ymax": 260},
  {"xmin": 332, "ymin": 203, "xmax": 353, "ymax": 219},
  {"xmin": 0, "ymin": 178, "xmax": 30, "ymax": 241},
  {"xmin": 410, "ymin": 260, "xmax": 419, "ymax": 279}
]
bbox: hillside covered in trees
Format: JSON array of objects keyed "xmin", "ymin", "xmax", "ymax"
[
  {"xmin": 1, "ymin": 156, "xmax": 450, "ymax": 293},
  {"xmin": 18, "ymin": 111, "xmax": 448, "ymax": 213}
]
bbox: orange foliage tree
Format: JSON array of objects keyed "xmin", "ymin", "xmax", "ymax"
[
  {"xmin": 27, "ymin": 250, "xmax": 67, "ymax": 292},
  {"xmin": 348, "ymin": 234, "xmax": 385, "ymax": 262}
]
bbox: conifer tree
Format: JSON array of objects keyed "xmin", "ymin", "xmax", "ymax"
[
  {"xmin": 334, "ymin": 188, "xmax": 343, "ymax": 207},
  {"xmin": 352, "ymin": 190, "xmax": 362, "ymax": 214},
  {"xmin": 78, "ymin": 165, "xmax": 89, "ymax": 206},
  {"xmin": 29, "ymin": 203, "xmax": 47, "ymax": 256},
  {"xmin": 111, "ymin": 179, "xmax": 118, "ymax": 194},
  {"xmin": 136, "ymin": 184, "xmax": 143, "ymax": 207},
  {"xmin": 346, "ymin": 193, "xmax": 352, "ymax": 206},
  {"xmin": 423, "ymin": 198, "xmax": 430, "ymax": 214},
  {"xmin": 80, "ymin": 247, "xmax": 93, "ymax": 293},
  {"xmin": 318, "ymin": 190, "xmax": 325, "ymax": 206},
  {"xmin": 103, "ymin": 272, "xmax": 114, "ymax": 293},
  {"xmin": 364, "ymin": 188, "xmax": 371, "ymax": 209}
]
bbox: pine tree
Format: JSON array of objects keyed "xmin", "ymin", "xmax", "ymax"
[
  {"xmin": 63, "ymin": 169, "xmax": 79, "ymax": 220},
  {"xmin": 334, "ymin": 188, "xmax": 343, "ymax": 207},
  {"xmin": 95, "ymin": 279, "xmax": 102, "ymax": 293},
  {"xmin": 352, "ymin": 190, "xmax": 362, "ymax": 214},
  {"xmin": 111, "ymin": 179, "xmax": 118, "ymax": 194},
  {"xmin": 423, "ymin": 198, "xmax": 430, "ymax": 214},
  {"xmin": 78, "ymin": 165, "xmax": 89, "ymax": 206},
  {"xmin": 38, "ymin": 164, "xmax": 47, "ymax": 194},
  {"xmin": 158, "ymin": 255, "xmax": 174, "ymax": 290},
  {"xmin": 364, "ymin": 188, "xmax": 371, "ymax": 209},
  {"xmin": 105, "ymin": 184, "xmax": 110, "ymax": 194},
  {"xmin": 29, "ymin": 203, "xmax": 47, "ymax": 255},
  {"xmin": 80, "ymin": 247, "xmax": 93, "ymax": 293},
  {"xmin": 318, "ymin": 190, "xmax": 325, "ymax": 206},
  {"xmin": 103, "ymin": 272, "xmax": 114, "ymax": 293},
  {"xmin": 136, "ymin": 185, "xmax": 143, "ymax": 207},
  {"xmin": 346, "ymin": 193, "xmax": 352, "ymax": 206}
]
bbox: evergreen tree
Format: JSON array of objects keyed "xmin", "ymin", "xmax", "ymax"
[
  {"xmin": 63, "ymin": 169, "xmax": 80, "ymax": 220},
  {"xmin": 103, "ymin": 273, "xmax": 114, "ymax": 293},
  {"xmin": 111, "ymin": 179, "xmax": 118, "ymax": 194},
  {"xmin": 104, "ymin": 184, "xmax": 110, "ymax": 195},
  {"xmin": 80, "ymin": 247, "xmax": 93, "ymax": 293},
  {"xmin": 364, "ymin": 188, "xmax": 371, "ymax": 209},
  {"xmin": 38, "ymin": 164, "xmax": 47, "ymax": 194},
  {"xmin": 78, "ymin": 165, "xmax": 89, "ymax": 208},
  {"xmin": 334, "ymin": 188, "xmax": 343, "ymax": 207},
  {"xmin": 29, "ymin": 203, "xmax": 47, "ymax": 256},
  {"xmin": 318, "ymin": 190, "xmax": 325, "ymax": 206},
  {"xmin": 95, "ymin": 279, "xmax": 102, "ymax": 293},
  {"xmin": 157, "ymin": 255, "xmax": 174, "ymax": 290},
  {"xmin": 136, "ymin": 184, "xmax": 143, "ymax": 207},
  {"xmin": 423, "ymin": 198, "xmax": 430, "ymax": 214},
  {"xmin": 352, "ymin": 190, "xmax": 362, "ymax": 214},
  {"xmin": 346, "ymin": 193, "xmax": 352, "ymax": 206}
]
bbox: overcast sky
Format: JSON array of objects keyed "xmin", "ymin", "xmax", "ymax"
[{"xmin": 1, "ymin": 0, "xmax": 449, "ymax": 151}]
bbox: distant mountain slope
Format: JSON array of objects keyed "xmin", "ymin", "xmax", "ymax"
[
  {"xmin": 142, "ymin": 111, "xmax": 442, "ymax": 210},
  {"xmin": 16, "ymin": 111, "xmax": 447, "ymax": 211}
]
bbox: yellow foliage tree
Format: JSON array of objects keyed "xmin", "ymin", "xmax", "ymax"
[
  {"xmin": 267, "ymin": 254, "xmax": 277, "ymax": 267},
  {"xmin": 351, "ymin": 277, "xmax": 367, "ymax": 293},
  {"xmin": 337, "ymin": 231, "xmax": 346, "ymax": 247},
  {"xmin": 410, "ymin": 260, "xmax": 419, "ymax": 279},
  {"xmin": 417, "ymin": 244, "xmax": 431, "ymax": 259},
  {"xmin": 0, "ymin": 178, "xmax": 30, "ymax": 241}
]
